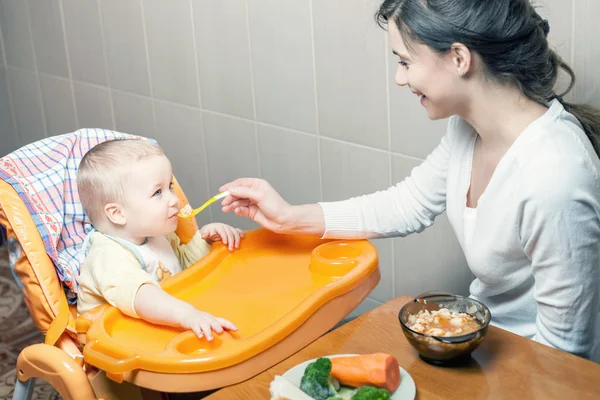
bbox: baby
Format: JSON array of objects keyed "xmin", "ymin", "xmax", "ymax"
[{"xmin": 76, "ymin": 139, "xmax": 241, "ymax": 340}]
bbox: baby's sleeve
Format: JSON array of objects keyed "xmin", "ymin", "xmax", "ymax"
[
  {"xmin": 90, "ymin": 246, "xmax": 160, "ymax": 318},
  {"xmin": 167, "ymin": 231, "xmax": 211, "ymax": 269}
]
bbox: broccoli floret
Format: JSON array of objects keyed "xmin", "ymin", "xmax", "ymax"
[
  {"xmin": 300, "ymin": 358, "xmax": 338, "ymax": 400},
  {"xmin": 351, "ymin": 386, "xmax": 391, "ymax": 400}
]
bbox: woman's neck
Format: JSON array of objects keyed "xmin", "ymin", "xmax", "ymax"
[{"xmin": 460, "ymin": 82, "xmax": 548, "ymax": 150}]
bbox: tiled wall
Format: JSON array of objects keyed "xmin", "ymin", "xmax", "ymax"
[{"xmin": 0, "ymin": 0, "xmax": 598, "ymax": 317}]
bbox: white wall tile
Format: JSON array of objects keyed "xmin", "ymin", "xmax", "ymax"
[
  {"xmin": 0, "ymin": 67, "xmax": 18, "ymax": 156},
  {"xmin": 0, "ymin": 26, "xmax": 4, "ymax": 66},
  {"xmin": 320, "ymin": 139, "xmax": 390, "ymax": 201},
  {"xmin": 258, "ymin": 125, "xmax": 321, "ymax": 205},
  {"xmin": 99, "ymin": 0, "xmax": 151, "ymax": 96},
  {"xmin": 346, "ymin": 297, "xmax": 383, "ymax": 319},
  {"xmin": 247, "ymin": 0, "xmax": 317, "ymax": 133},
  {"xmin": 27, "ymin": 0, "xmax": 69, "ymax": 78},
  {"xmin": 193, "ymin": 0, "xmax": 254, "ymax": 119},
  {"xmin": 144, "ymin": 0, "xmax": 199, "ymax": 107},
  {"xmin": 369, "ymin": 239, "xmax": 394, "ymax": 303},
  {"xmin": 536, "ymin": 0, "xmax": 573, "ymax": 62},
  {"xmin": 73, "ymin": 82, "xmax": 113, "ymax": 130},
  {"xmin": 62, "ymin": 0, "xmax": 108, "ymax": 85},
  {"xmin": 154, "ymin": 101, "xmax": 210, "ymax": 227},
  {"xmin": 112, "ymin": 90, "xmax": 155, "ymax": 137},
  {"xmin": 0, "ymin": 0, "xmax": 35, "ymax": 70},
  {"xmin": 6, "ymin": 68, "xmax": 45, "ymax": 145},
  {"xmin": 573, "ymin": 0, "xmax": 600, "ymax": 107},
  {"xmin": 313, "ymin": 0, "xmax": 388, "ymax": 149},
  {"xmin": 39, "ymin": 75, "xmax": 77, "ymax": 135},
  {"xmin": 536, "ymin": 0, "xmax": 574, "ymax": 98},
  {"xmin": 202, "ymin": 111, "xmax": 259, "ymax": 230}
]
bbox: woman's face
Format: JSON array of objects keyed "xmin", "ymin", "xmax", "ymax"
[{"xmin": 388, "ymin": 20, "xmax": 467, "ymax": 120}]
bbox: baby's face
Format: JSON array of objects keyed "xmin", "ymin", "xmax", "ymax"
[{"xmin": 122, "ymin": 154, "xmax": 180, "ymax": 239}]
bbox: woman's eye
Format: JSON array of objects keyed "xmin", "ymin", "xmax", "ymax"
[
  {"xmin": 399, "ymin": 60, "xmax": 409, "ymax": 68},
  {"xmin": 154, "ymin": 189, "xmax": 162, "ymax": 196}
]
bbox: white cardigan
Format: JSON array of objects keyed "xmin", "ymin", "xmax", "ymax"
[{"xmin": 320, "ymin": 100, "xmax": 600, "ymax": 359}]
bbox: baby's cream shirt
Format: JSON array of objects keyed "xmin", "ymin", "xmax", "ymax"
[{"xmin": 77, "ymin": 231, "xmax": 210, "ymax": 317}]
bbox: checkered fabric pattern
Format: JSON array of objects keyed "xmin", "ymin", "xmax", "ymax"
[{"xmin": 0, "ymin": 129, "xmax": 155, "ymax": 303}]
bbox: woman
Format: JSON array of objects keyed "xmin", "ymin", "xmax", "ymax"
[{"xmin": 221, "ymin": 0, "xmax": 600, "ymax": 360}]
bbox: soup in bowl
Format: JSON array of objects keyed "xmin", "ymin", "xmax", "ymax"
[{"xmin": 398, "ymin": 292, "xmax": 491, "ymax": 366}]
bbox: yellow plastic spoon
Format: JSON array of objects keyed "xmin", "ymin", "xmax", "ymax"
[{"xmin": 178, "ymin": 191, "xmax": 230, "ymax": 218}]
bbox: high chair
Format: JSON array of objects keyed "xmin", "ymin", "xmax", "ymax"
[{"xmin": 0, "ymin": 130, "xmax": 381, "ymax": 400}]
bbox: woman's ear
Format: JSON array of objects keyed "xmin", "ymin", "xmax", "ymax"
[
  {"xmin": 105, "ymin": 203, "xmax": 126, "ymax": 226},
  {"xmin": 450, "ymin": 43, "xmax": 472, "ymax": 77}
]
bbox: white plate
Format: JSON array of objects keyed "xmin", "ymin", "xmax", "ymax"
[{"xmin": 280, "ymin": 354, "xmax": 416, "ymax": 400}]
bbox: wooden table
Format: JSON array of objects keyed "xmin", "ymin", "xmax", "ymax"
[{"xmin": 206, "ymin": 296, "xmax": 600, "ymax": 399}]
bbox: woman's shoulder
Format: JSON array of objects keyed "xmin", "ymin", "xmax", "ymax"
[
  {"xmin": 524, "ymin": 107, "xmax": 598, "ymax": 169},
  {"xmin": 518, "ymin": 111, "xmax": 600, "ymax": 202}
]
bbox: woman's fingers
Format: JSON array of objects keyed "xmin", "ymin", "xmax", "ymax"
[{"xmin": 221, "ymin": 198, "xmax": 251, "ymax": 211}]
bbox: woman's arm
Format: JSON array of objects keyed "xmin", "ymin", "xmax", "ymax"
[
  {"xmin": 221, "ymin": 119, "xmax": 456, "ymax": 239},
  {"xmin": 520, "ymin": 160, "xmax": 600, "ymax": 358}
]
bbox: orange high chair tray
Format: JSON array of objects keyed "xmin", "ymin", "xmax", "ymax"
[{"xmin": 77, "ymin": 229, "xmax": 380, "ymax": 392}]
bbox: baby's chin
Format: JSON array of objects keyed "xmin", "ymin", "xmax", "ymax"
[{"xmin": 149, "ymin": 225, "xmax": 177, "ymax": 238}]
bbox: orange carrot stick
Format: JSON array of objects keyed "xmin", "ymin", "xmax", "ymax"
[{"xmin": 330, "ymin": 353, "xmax": 401, "ymax": 392}]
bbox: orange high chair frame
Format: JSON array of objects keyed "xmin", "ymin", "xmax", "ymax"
[
  {"xmin": 1, "ymin": 174, "xmax": 381, "ymax": 400},
  {"xmin": 0, "ymin": 176, "xmax": 198, "ymax": 400}
]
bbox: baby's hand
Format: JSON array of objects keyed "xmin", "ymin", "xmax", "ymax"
[
  {"xmin": 181, "ymin": 308, "xmax": 238, "ymax": 340},
  {"xmin": 200, "ymin": 223, "xmax": 244, "ymax": 250}
]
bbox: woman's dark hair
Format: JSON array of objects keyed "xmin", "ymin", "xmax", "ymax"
[{"xmin": 376, "ymin": 0, "xmax": 600, "ymax": 155}]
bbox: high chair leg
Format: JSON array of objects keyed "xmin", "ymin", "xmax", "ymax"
[
  {"xmin": 16, "ymin": 343, "xmax": 96, "ymax": 400},
  {"xmin": 12, "ymin": 378, "xmax": 34, "ymax": 400}
]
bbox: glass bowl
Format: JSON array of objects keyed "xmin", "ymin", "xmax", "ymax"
[{"xmin": 398, "ymin": 292, "xmax": 491, "ymax": 366}]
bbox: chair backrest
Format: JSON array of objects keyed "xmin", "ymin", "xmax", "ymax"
[{"xmin": 0, "ymin": 131, "xmax": 197, "ymax": 340}]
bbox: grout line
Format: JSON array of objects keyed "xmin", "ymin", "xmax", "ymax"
[
  {"xmin": 189, "ymin": 0, "xmax": 203, "ymax": 109},
  {"xmin": 24, "ymin": 1, "xmax": 48, "ymax": 138},
  {"xmin": 138, "ymin": 0, "xmax": 157, "ymax": 131},
  {"xmin": 0, "ymin": 18, "xmax": 19, "ymax": 147},
  {"xmin": 392, "ymin": 151, "xmax": 424, "ymax": 162},
  {"xmin": 570, "ymin": 0, "xmax": 576, "ymax": 67},
  {"xmin": 38, "ymin": 71, "xmax": 70, "ymax": 83},
  {"xmin": 570, "ymin": 0, "xmax": 576, "ymax": 100},
  {"xmin": 384, "ymin": 31, "xmax": 396, "ymax": 296},
  {"xmin": 385, "ymin": 32, "xmax": 393, "ymax": 174},
  {"xmin": 95, "ymin": 0, "xmax": 116, "ymax": 130},
  {"xmin": 243, "ymin": 0, "xmax": 262, "ymax": 178},
  {"xmin": 202, "ymin": 107, "xmax": 426, "ymax": 160},
  {"xmin": 308, "ymin": 0, "xmax": 324, "ymax": 202},
  {"xmin": 0, "ymin": 14, "xmax": 6, "ymax": 67},
  {"xmin": 200, "ymin": 112, "xmax": 214, "ymax": 222},
  {"xmin": 58, "ymin": 0, "xmax": 79, "ymax": 128},
  {"xmin": 7, "ymin": 65, "xmax": 426, "ymax": 164},
  {"xmin": 189, "ymin": 0, "xmax": 212, "ymax": 222}
]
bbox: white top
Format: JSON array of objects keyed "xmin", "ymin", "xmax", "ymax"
[
  {"xmin": 320, "ymin": 100, "xmax": 600, "ymax": 359},
  {"xmin": 77, "ymin": 231, "xmax": 210, "ymax": 317},
  {"xmin": 132, "ymin": 236, "xmax": 183, "ymax": 279},
  {"xmin": 463, "ymin": 207, "xmax": 477, "ymax": 247}
]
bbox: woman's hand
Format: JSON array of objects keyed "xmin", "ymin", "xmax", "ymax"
[
  {"xmin": 219, "ymin": 178, "xmax": 293, "ymax": 233},
  {"xmin": 220, "ymin": 178, "xmax": 326, "ymax": 236}
]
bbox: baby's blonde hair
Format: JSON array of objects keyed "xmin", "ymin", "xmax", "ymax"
[{"xmin": 77, "ymin": 139, "xmax": 164, "ymax": 225}]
